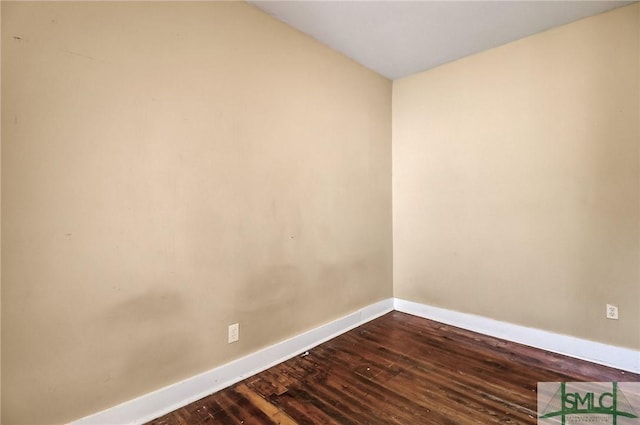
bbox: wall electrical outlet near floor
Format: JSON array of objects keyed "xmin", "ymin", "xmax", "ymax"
[
  {"xmin": 606, "ymin": 304, "xmax": 619, "ymax": 320},
  {"xmin": 228, "ymin": 323, "xmax": 240, "ymax": 343}
]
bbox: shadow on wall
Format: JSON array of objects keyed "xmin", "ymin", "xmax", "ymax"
[{"xmin": 102, "ymin": 289, "xmax": 198, "ymax": 385}]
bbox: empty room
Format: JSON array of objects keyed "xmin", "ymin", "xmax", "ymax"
[{"xmin": 2, "ymin": 1, "xmax": 639, "ymax": 424}]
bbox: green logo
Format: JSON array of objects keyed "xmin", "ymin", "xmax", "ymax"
[{"xmin": 538, "ymin": 382, "xmax": 640, "ymax": 425}]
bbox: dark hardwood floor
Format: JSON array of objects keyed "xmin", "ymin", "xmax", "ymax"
[{"xmin": 147, "ymin": 311, "xmax": 639, "ymax": 425}]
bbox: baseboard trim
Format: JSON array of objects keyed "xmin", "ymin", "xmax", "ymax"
[
  {"xmin": 69, "ymin": 298, "xmax": 394, "ymax": 425},
  {"xmin": 70, "ymin": 297, "xmax": 639, "ymax": 424},
  {"xmin": 394, "ymin": 298, "xmax": 640, "ymax": 374}
]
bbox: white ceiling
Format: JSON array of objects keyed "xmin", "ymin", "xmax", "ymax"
[{"xmin": 248, "ymin": 1, "xmax": 635, "ymax": 80}]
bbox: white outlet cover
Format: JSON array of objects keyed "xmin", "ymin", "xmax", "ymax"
[
  {"xmin": 606, "ymin": 304, "xmax": 618, "ymax": 320},
  {"xmin": 228, "ymin": 323, "xmax": 239, "ymax": 343}
]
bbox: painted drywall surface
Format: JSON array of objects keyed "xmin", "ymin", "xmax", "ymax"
[
  {"xmin": 394, "ymin": 4, "xmax": 640, "ymax": 350},
  {"xmin": 1, "ymin": 2, "xmax": 392, "ymax": 424},
  {"xmin": 637, "ymin": 2, "xmax": 640, "ymax": 359}
]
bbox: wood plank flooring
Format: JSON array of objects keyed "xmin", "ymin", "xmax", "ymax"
[{"xmin": 147, "ymin": 311, "xmax": 639, "ymax": 425}]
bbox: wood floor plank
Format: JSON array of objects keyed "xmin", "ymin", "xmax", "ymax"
[
  {"xmin": 147, "ymin": 311, "xmax": 639, "ymax": 425},
  {"xmin": 235, "ymin": 383, "xmax": 298, "ymax": 425}
]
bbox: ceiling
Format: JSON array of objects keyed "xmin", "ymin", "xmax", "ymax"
[{"xmin": 248, "ymin": 1, "xmax": 635, "ymax": 80}]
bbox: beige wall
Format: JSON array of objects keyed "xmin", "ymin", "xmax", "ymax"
[
  {"xmin": 1, "ymin": 2, "xmax": 392, "ymax": 424},
  {"xmin": 3, "ymin": 1, "xmax": 640, "ymax": 424},
  {"xmin": 394, "ymin": 4, "xmax": 640, "ymax": 350}
]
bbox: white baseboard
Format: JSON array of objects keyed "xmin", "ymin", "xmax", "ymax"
[
  {"xmin": 69, "ymin": 298, "xmax": 394, "ymax": 425},
  {"xmin": 394, "ymin": 298, "xmax": 640, "ymax": 374},
  {"xmin": 70, "ymin": 297, "xmax": 639, "ymax": 425}
]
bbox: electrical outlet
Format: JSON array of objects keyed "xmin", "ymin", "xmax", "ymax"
[
  {"xmin": 228, "ymin": 323, "xmax": 239, "ymax": 343},
  {"xmin": 606, "ymin": 304, "xmax": 618, "ymax": 320}
]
